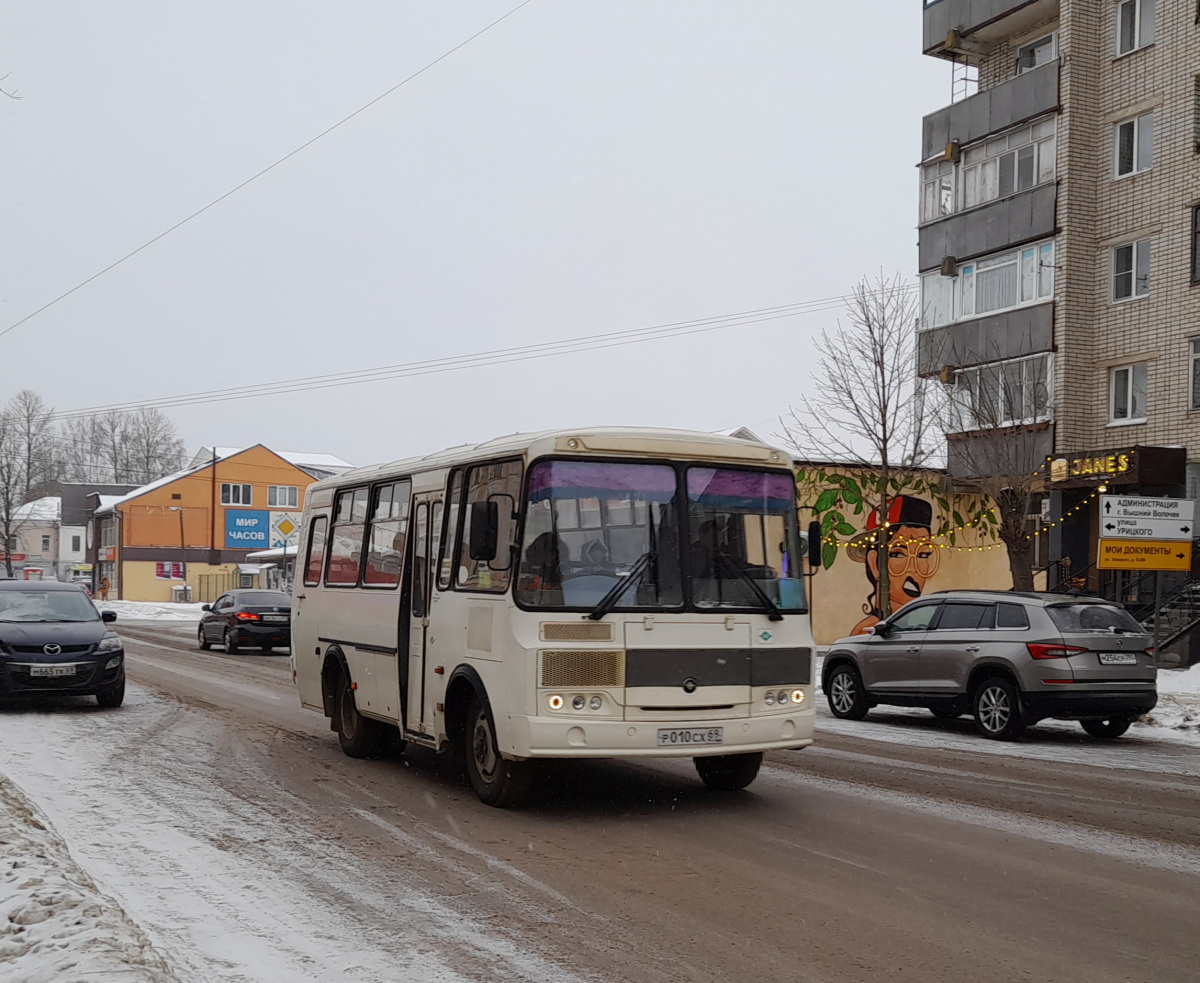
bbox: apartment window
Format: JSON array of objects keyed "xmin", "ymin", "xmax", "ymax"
[
  {"xmin": 1016, "ymin": 34, "xmax": 1057, "ymax": 74},
  {"xmin": 961, "ymin": 119, "xmax": 1056, "ymax": 210},
  {"xmin": 920, "ymin": 241, "xmax": 1054, "ymax": 329},
  {"xmin": 267, "ymin": 485, "xmax": 299, "ymax": 509},
  {"xmin": 1112, "ymin": 239, "xmax": 1150, "ymax": 300},
  {"xmin": 220, "ymin": 483, "xmax": 252, "ymax": 506},
  {"xmin": 6, "ymin": 537, "xmax": 17, "ymax": 551},
  {"xmin": 1192, "ymin": 205, "xmax": 1200, "ymax": 283},
  {"xmin": 1114, "ymin": 113, "xmax": 1153, "ymax": 176},
  {"xmin": 1117, "ymin": 0, "xmax": 1155, "ymax": 55},
  {"xmin": 920, "ymin": 160, "xmax": 955, "ymax": 223},
  {"xmin": 952, "ymin": 354, "xmax": 1053, "ymax": 429},
  {"xmin": 1191, "ymin": 340, "xmax": 1200, "ymax": 411},
  {"xmin": 1111, "ymin": 363, "xmax": 1148, "ymax": 422},
  {"xmin": 41, "ymin": 535, "xmax": 51, "ymax": 552},
  {"xmin": 71, "ymin": 535, "xmax": 81, "ymax": 552}
]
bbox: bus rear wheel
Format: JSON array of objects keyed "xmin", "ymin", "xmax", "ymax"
[
  {"xmin": 334, "ymin": 672, "xmax": 386, "ymax": 758},
  {"xmin": 464, "ymin": 696, "xmax": 532, "ymax": 807},
  {"xmin": 694, "ymin": 751, "xmax": 763, "ymax": 791}
]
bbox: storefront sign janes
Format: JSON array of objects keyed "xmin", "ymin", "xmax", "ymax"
[{"xmin": 1050, "ymin": 451, "xmax": 1133, "ymax": 483}]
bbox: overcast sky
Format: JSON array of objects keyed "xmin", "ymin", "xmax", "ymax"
[{"xmin": 1, "ymin": 1, "xmax": 947, "ymax": 469}]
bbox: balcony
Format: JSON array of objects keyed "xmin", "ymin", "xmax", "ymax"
[
  {"xmin": 923, "ymin": 0, "xmax": 1060, "ymax": 59},
  {"xmin": 917, "ymin": 303, "xmax": 1053, "ymax": 376},
  {"xmin": 922, "ymin": 61, "xmax": 1058, "ymax": 161},
  {"xmin": 919, "ymin": 183, "xmax": 1056, "ymax": 272}
]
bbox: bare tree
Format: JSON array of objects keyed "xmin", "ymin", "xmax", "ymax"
[
  {"xmin": 8, "ymin": 390, "xmax": 57, "ymax": 497},
  {"xmin": 0, "ymin": 408, "xmax": 29, "ymax": 577},
  {"xmin": 122, "ymin": 407, "xmax": 185, "ymax": 484},
  {"xmin": 931, "ymin": 347, "xmax": 1051, "ymax": 592},
  {"xmin": 780, "ymin": 274, "xmax": 938, "ymax": 629}
]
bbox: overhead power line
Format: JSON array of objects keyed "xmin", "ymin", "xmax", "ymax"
[
  {"xmin": 50, "ymin": 290, "xmax": 916, "ymax": 421},
  {"xmin": 0, "ymin": 0, "xmax": 535, "ymax": 344}
]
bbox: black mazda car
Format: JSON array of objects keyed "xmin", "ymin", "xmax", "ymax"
[
  {"xmin": 198, "ymin": 589, "xmax": 291, "ymax": 654},
  {"xmin": 0, "ymin": 581, "xmax": 125, "ymax": 707}
]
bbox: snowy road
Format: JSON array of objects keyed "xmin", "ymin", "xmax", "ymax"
[{"xmin": 2, "ymin": 621, "xmax": 1200, "ymax": 983}]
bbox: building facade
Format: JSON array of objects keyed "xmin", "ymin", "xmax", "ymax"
[
  {"xmin": 88, "ymin": 445, "xmax": 321, "ymax": 602},
  {"xmin": 917, "ymin": 0, "xmax": 1199, "ymax": 581}
]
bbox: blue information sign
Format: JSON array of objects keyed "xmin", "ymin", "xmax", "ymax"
[{"xmin": 225, "ymin": 510, "xmax": 269, "ymax": 549}]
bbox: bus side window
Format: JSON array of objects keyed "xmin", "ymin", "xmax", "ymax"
[
  {"xmin": 438, "ymin": 470, "xmax": 464, "ymax": 590},
  {"xmin": 303, "ymin": 516, "xmax": 327, "ymax": 587},
  {"xmin": 364, "ymin": 480, "xmax": 411, "ymax": 588},
  {"xmin": 326, "ymin": 488, "xmax": 369, "ymax": 586},
  {"xmin": 456, "ymin": 460, "xmax": 522, "ymax": 592}
]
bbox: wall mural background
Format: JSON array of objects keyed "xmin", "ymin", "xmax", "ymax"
[{"xmin": 797, "ymin": 465, "xmax": 1012, "ymax": 644}]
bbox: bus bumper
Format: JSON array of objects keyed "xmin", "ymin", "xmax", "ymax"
[{"xmin": 504, "ymin": 711, "xmax": 815, "ymax": 759}]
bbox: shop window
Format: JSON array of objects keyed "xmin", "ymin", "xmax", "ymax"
[
  {"xmin": 326, "ymin": 488, "xmax": 368, "ymax": 586},
  {"xmin": 456, "ymin": 460, "xmax": 522, "ymax": 592},
  {"xmin": 1110, "ymin": 363, "xmax": 1148, "ymax": 423},
  {"xmin": 221, "ymin": 483, "xmax": 252, "ymax": 506},
  {"xmin": 268, "ymin": 485, "xmax": 299, "ymax": 509},
  {"xmin": 363, "ymin": 480, "xmax": 410, "ymax": 588}
]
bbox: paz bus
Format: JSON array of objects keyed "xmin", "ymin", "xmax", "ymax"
[{"xmin": 291, "ymin": 427, "xmax": 819, "ymax": 806}]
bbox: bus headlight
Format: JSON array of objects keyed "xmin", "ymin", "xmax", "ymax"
[
  {"xmin": 764, "ymin": 692, "xmax": 776, "ymax": 706},
  {"xmin": 791, "ymin": 689, "xmax": 805, "ymax": 704},
  {"xmin": 548, "ymin": 695, "xmax": 564, "ymax": 711},
  {"xmin": 776, "ymin": 690, "xmax": 789, "ymax": 705},
  {"xmin": 589, "ymin": 696, "xmax": 603, "ymax": 711},
  {"xmin": 571, "ymin": 695, "xmax": 586, "ymax": 711}
]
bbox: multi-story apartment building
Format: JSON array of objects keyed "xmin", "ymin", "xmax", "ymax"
[{"xmin": 916, "ymin": 0, "xmax": 1200, "ymax": 580}]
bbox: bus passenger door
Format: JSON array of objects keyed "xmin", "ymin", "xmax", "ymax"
[{"xmin": 405, "ymin": 496, "xmax": 440, "ymax": 735}]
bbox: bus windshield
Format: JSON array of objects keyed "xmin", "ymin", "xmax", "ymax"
[{"xmin": 515, "ymin": 460, "xmax": 805, "ymax": 613}]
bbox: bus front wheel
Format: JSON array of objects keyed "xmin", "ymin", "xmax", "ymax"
[
  {"xmin": 694, "ymin": 751, "xmax": 763, "ymax": 791},
  {"xmin": 464, "ymin": 697, "xmax": 533, "ymax": 808}
]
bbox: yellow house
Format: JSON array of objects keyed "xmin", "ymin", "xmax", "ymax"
[{"xmin": 90, "ymin": 445, "xmax": 323, "ymax": 602}]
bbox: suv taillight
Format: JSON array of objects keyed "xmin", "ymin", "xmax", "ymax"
[
  {"xmin": 1027, "ymin": 643, "xmax": 1088, "ymax": 660},
  {"xmin": 235, "ymin": 612, "xmax": 260, "ymax": 621}
]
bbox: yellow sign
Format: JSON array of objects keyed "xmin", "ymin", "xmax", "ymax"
[
  {"xmin": 1098, "ymin": 539, "xmax": 1193, "ymax": 571},
  {"xmin": 1050, "ymin": 451, "xmax": 1133, "ymax": 482}
]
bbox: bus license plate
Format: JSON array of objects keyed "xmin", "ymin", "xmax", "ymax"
[
  {"xmin": 1099, "ymin": 652, "xmax": 1138, "ymax": 665},
  {"xmin": 30, "ymin": 664, "xmax": 76, "ymax": 677},
  {"xmin": 657, "ymin": 727, "xmax": 723, "ymax": 747}
]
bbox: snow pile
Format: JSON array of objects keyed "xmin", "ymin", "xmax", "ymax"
[
  {"xmin": 94, "ymin": 601, "xmax": 207, "ymax": 622},
  {"xmin": 0, "ymin": 775, "xmax": 179, "ymax": 983},
  {"xmin": 1142, "ymin": 666, "xmax": 1200, "ymax": 740}
]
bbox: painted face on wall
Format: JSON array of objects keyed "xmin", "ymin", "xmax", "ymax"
[{"xmin": 867, "ymin": 523, "xmax": 941, "ymax": 615}]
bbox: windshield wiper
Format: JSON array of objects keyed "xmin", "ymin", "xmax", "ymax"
[
  {"xmin": 715, "ymin": 553, "xmax": 783, "ymax": 622},
  {"xmin": 587, "ymin": 550, "xmax": 656, "ymax": 621}
]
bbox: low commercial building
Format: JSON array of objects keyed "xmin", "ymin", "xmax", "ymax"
[{"xmin": 88, "ymin": 445, "xmax": 336, "ymax": 602}]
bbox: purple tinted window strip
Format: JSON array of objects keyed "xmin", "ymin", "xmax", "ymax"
[
  {"xmin": 527, "ymin": 460, "xmax": 677, "ymax": 502},
  {"xmin": 686, "ymin": 468, "xmax": 795, "ymax": 507}
]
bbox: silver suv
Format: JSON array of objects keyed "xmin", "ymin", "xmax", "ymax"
[{"xmin": 822, "ymin": 591, "xmax": 1157, "ymax": 741}]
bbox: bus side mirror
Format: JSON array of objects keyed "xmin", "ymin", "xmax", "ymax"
[
  {"xmin": 468, "ymin": 500, "xmax": 499, "ymax": 562},
  {"xmin": 807, "ymin": 520, "xmax": 822, "ymax": 571}
]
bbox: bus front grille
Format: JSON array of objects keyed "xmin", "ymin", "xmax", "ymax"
[
  {"xmin": 540, "ymin": 650, "xmax": 625, "ymax": 688},
  {"xmin": 539, "ymin": 622, "xmax": 615, "ymax": 643}
]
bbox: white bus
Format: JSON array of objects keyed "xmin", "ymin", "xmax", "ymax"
[{"xmin": 291, "ymin": 427, "xmax": 819, "ymax": 806}]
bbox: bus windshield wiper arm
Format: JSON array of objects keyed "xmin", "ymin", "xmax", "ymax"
[
  {"xmin": 587, "ymin": 550, "xmax": 655, "ymax": 621},
  {"xmin": 716, "ymin": 553, "xmax": 784, "ymax": 622}
]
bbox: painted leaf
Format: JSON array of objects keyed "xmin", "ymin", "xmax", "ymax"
[
  {"xmin": 842, "ymin": 488, "xmax": 862, "ymax": 505},
  {"xmin": 814, "ymin": 489, "xmax": 840, "ymax": 512},
  {"xmin": 836, "ymin": 522, "xmax": 856, "ymax": 536},
  {"xmin": 822, "ymin": 543, "xmax": 838, "ymax": 570},
  {"xmin": 953, "ymin": 510, "xmax": 964, "ymax": 527}
]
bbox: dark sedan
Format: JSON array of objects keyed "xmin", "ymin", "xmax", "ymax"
[
  {"xmin": 198, "ymin": 589, "xmax": 292, "ymax": 654},
  {"xmin": 0, "ymin": 581, "xmax": 125, "ymax": 707}
]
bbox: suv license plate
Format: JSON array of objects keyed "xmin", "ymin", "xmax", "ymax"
[
  {"xmin": 657, "ymin": 727, "xmax": 723, "ymax": 747},
  {"xmin": 30, "ymin": 664, "xmax": 76, "ymax": 677},
  {"xmin": 1099, "ymin": 652, "xmax": 1138, "ymax": 665}
]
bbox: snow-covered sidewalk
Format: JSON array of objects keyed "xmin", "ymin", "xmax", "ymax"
[
  {"xmin": 0, "ymin": 775, "xmax": 179, "ymax": 983},
  {"xmin": 94, "ymin": 600, "xmax": 208, "ymax": 623}
]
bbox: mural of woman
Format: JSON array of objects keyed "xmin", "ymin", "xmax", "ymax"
[{"xmin": 847, "ymin": 495, "xmax": 942, "ymax": 635}]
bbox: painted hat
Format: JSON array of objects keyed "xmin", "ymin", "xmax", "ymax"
[{"xmin": 846, "ymin": 495, "xmax": 934, "ymax": 563}]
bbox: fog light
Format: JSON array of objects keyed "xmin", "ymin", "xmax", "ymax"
[
  {"xmin": 548, "ymin": 694, "xmax": 564, "ymax": 710},
  {"xmin": 765, "ymin": 692, "xmax": 776, "ymax": 706},
  {"xmin": 104, "ymin": 655, "xmax": 123, "ymax": 670},
  {"xmin": 571, "ymin": 695, "xmax": 586, "ymax": 711},
  {"xmin": 791, "ymin": 689, "xmax": 805, "ymax": 704},
  {"xmin": 589, "ymin": 696, "xmax": 602, "ymax": 710}
]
